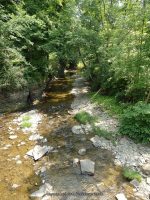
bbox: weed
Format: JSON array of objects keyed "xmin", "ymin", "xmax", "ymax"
[
  {"xmin": 123, "ymin": 167, "xmax": 142, "ymax": 182},
  {"xmin": 74, "ymin": 111, "xmax": 96, "ymax": 124},
  {"xmin": 21, "ymin": 121, "xmax": 32, "ymax": 128}
]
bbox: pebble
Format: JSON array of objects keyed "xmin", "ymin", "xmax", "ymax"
[
  {"xmin": 16, "ymin": 160, "xmax": 22, "ymax": 164},
  {"xmin": 116, "ymin": 193, "xmax": 127, "ymax": 200},
  {"xmin": 73, "ymin": 158, "xmax": 80, "ymax": 167},
  {"xmin": 78, "ymin": 148, "xmax": 86, "ymax": 156},
  {"xmin": 12, "ymin": 184, "xmax": 20, "ymax": 189},
  {"xmin": 9, "ymin": 135, "xmax": 17, "ymax": 140}
]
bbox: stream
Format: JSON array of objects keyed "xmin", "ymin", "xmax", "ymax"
[{"xmin": 0, "ymin": 72, "xmax": 145, "ymax": 200}]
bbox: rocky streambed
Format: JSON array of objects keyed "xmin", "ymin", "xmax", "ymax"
[{"xmin": 0, "ymin": 74, "xmax": 149, "ymax": 200}]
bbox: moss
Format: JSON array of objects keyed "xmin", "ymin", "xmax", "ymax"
[{"xmin": 123, "ymin": 168, "xmax": 142, "ymax": 183}]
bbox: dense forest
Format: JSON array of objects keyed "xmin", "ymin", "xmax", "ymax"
[{"xmin": 0, "ymin": 0, "xmax": 150, "ymax": 141}]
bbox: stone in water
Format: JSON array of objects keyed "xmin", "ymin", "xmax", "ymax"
[
  {"xmin": 26, "ymin": 145, "xmax": 53, "ymax": 161},
  {"xmin": 80, "ymin": 159, "xmax": 95, "ymax": 175}
]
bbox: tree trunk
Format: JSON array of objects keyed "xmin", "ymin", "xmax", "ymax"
[{"xmin": 58, "ymin": 59, "xmax": 66, "ymax": 78}]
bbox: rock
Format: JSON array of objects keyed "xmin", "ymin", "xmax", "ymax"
[
  {"xmin": 30, "ymin": 183, "xmax": 53, "ymax": 198},
  {"xmin": 130, "ymin": 179, "xmax": 140, "ymax": 188},
  {"xmin": 73, "ymin": 158, "xmax": 79, "ymax": 167},
  {"xmin": 9, "ymin": 135, "xmax": 17, "ymax": 140},
  {"xmin": 20, "ymin": 141, "xmax": 26, "ymax": 145},
  {"xmin": 40, "ymin": 167, "xmax": 46, "ymax": 173},
  {"xmin": 80, "ymin": 159, "xmax": 95, "ymax": 175},
  {"xmin": 26, "ymin": 145, "xmax": 53, "ymax": 161},
  {"xmin": 12, "ymin": 184, "xmax": 20, "ymax": 189},
  {"xmin": 78, "ymin": 148, "xmax": 86, "ymax": 156},
  {"xmin": 116, "ymin": 193, "xmax": 127, "ymax": 200},
  {"xmin": 141, "ymin": 164, "xmax": 150, "ymax": 175},
  {"xmin": 29, "ymin": 134, "xmax": 43, "ymax": 141},
  {"xmin": 146, "ymin": 177, "xmax": 150, "ymax": 185},
  {"xmin": 72, "ymin": 125, "xmax": 84, "ymax": 134},
  {"xmin": 16, "ymin": 160, "xmax": 22, "ymax": 164},
  {"xmin": 90, "ymin": 135, "xmax": 113, "ymax": 150}
]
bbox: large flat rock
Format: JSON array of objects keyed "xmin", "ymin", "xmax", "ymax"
[
  {"xmin": 30, "ymin": 183, "xmax": 53, "ymax": 198},
  {"xmin": 80, "ymin": 159, "xmax": 95, "ymax": 175},
  {"xmin": 26, "ymin": 145, "xmax": 53, "ymax": 160}
]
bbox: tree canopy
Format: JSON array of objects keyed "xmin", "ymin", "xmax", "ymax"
[{"xmin": 0, "ymin": 0, "xmax": 149, "ymax": 102}]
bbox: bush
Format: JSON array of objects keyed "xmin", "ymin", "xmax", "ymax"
[
  {"xmin": 119, "ymin": 102, "xmax": 150, "ymax": 143},
  {"xmin": 123, "ymin": 167, "xmax": 142, "ymax": 183}
]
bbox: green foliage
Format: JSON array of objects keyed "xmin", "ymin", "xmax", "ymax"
[
  {"xmin": 89, "ymin": 92, "xmax": 126, "ymax": 117},
  {"xmin": 22, "ymin": 115, "xmax": 31, "ymax": 121},
  {"xmin": 123, "ymin": 167, "xmax": 142, "ymax": 183},
  {"xmin": 21, "ymin": 121, "xmax": 32, "ymax": 128},
  {"xmin": 92, "ymin": 126, "xmax": 115, "ymax": 140},
  {"xmin": 74, "ymin": 111, "xmax": 96, "ymax": 124},
  {"xmin": 78, "ymin": 0, "xmax": 150, "ymax": 103},
  {"xmin": 119, "ymin": 102, "xmax": 150, "ymax": 143}
]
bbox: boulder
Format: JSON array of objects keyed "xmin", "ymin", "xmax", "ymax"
[{"xmin": 80, "ymin": 159, "xmax": 95, "ymax": 175}]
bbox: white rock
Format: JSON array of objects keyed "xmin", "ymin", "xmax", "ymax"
[
  {"xmin": 146, "ymin": 177, "xmax": 150, "ymax": 185},
  {"xmin": 20, "ymin": 141, "xmax": 26, "ymax": 145},
  {"xmin": 72, "ymin": 125, "xmax": 84, "ymax": 134},
  {"xmin": 9, "ymin": 135, "xmax": 17, "ymax": 140},
  {"xmin": 30, "ymin": 183, "xmax": 53, "ymax": 198},
  {"xmin": 73, "ymin": 158, "xmax": 79, "ymax": 167},
  {"xmin": 78, "ymin": 148, "xmax": 86, "ymax": 156},
  {"xmin": 16, "ymin": 160, "xmax": 22, "ymax": 164},
  {"xmin": 116, "ymin": 193, "xmax": 127, "ymax": 200},
  {"xmin": 12, "ymin": 184, "xmax": 20, "ymax": 189},
  {"xmin": 29, "ymin": 134, "xmax": 43, "ymax": 141},
  {"xmin": 80, "ymin": 159, "xmax": 95, "ymax": 175},
  {"xmin": 26, "ymin": 145, "xmax": 53, "ymax": 161},
  {"xmin": 41, "ymin": 167, "xmax": 46, "ymax": 173}
]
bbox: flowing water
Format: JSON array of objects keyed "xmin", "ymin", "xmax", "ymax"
[{"xmin": 0, "ymin": 73, "xmax": 140, "ymax": 200}]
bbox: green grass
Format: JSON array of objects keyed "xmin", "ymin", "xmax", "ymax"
[
  {"xmin": 123, "ymin": 168, "xmax": 142, "ymax": 183},
  {"xmin": 22, "ymin": 115, "xmax": 31, "ymax": 121},
  {"xmin": 92, "ymin": 126, "xmax": 118, "ymax": 142},
  {"xmin": 74, "ymin": 111, "xmax": 96, "ymax": 124},
  {"xmin": 89, "ymin": 92, "xmax": 127, "ymax": 118},
  {"xmin": 21, "ymin": 121, "xmax": 32, "ymax": 128}
]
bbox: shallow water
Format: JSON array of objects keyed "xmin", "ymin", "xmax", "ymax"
[{"xmin": 0, "ymin": 73, "xmax": 141, "ymax": 200}]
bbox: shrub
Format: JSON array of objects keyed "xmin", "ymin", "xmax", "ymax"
[
  {"xmin": 123, "ymin": 167, "xmax": 142, "ymax": 183},
  {"xmin": 74, "ymin": 111, "xmax": 96, "ymax": 124},
  {"xmin": 119, "ymin": 102, "xmax": 150, "ymax": 143}
]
